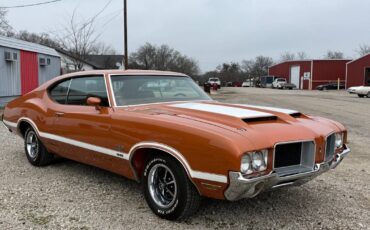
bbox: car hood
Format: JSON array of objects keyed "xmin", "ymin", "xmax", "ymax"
[{"xmin": 118, "ymin": 101, "xmax": 341, "ymax": 148}]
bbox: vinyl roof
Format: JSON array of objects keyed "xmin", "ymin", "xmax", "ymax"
[{"xmin": 0, "ymin": 35, "xmax": 60, "ymax": 57}]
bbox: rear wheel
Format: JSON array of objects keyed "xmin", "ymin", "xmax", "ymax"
[
  {"xmin": 142, "ymin": 155, "xmax": 201, "ymax": 220},
  {"xmin": 367, "ymin": 92, "xmax": 370, "ymax": 98},
  {"xmin": 24, "ymin": 128, "xmax": 53, "ymax": 166},
  {"xmin": 358, "ymin": 94, "xmax": 365, "ymax": 98}
]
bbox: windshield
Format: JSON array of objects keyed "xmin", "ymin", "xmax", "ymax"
[
  {"xmin": 111, "ymin": 75, "xmax": 212, "ymax": 106},
  {"xmin": 209, "ymin": 78, "xmax": 219, "ymax": 81}
]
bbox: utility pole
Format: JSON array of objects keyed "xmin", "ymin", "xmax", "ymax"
[{"xmin": 123, "ymin": 0, "xmax": 128, "ymax": 69}]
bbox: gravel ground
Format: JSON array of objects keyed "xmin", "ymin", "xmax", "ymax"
[{"xmin": 0, "ymin": 88, "xmax": 369, "ymax": 230}]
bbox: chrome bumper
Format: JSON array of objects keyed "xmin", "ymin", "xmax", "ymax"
[{"xmin": 224, "ymin": 146, "xmax": 351, "ymax": 201}]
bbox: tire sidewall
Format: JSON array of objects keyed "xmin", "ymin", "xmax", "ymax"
[
  {"xmin": 142, "ymin": 156, "xmax": 189, "ymax": 219},
  {"xmin": 24, "ymin": 128, "xmax": 41, "ymax": 165}
]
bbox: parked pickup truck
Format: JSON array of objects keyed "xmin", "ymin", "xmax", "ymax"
[{"xmin": 272, "ymin": 78, "xmax": 296, "ymax": 89}]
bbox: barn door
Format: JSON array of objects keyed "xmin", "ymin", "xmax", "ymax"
[
  {"xmin": 20, "ymin": 50, "xmax": 39, "ymax": 95},
  {"xmin": 365, "ymin": 68, "xmax": 370, "ymax": 86},
  {"xmin": 290, "ymin": 66, "xmax": 300, "ymax": 88}
]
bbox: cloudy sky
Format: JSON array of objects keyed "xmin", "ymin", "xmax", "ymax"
[{"xmin": 3, "ymin": 0, "xmax": 370, "ymax": 72}]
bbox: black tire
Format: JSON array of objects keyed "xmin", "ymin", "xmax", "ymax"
[
  {"xmin": 24, "ymin": 127, "xmax": 54, "ymax": 166},
  {"xmin": 358, "ymin": 94, "xmax": 365, "ymax": 98},
  {"xmin": 367, "ymin": 92, "xmax": 370, "ymax": 98},
  {"xmin": 323, "ymin": 87, "xmax": 327, "ymax": 91},
  {"xmin": 142, "ymin": 154, "xmax": 201, "ymax": 220}
]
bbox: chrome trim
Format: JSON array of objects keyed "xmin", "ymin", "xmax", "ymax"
[
  {"xmin": 107, "ymin": 74, "xmax": 213, "ymax": 108},
  {"xmin": 225, "ymin": 146, "xmax": 350, "ymax": 201}
]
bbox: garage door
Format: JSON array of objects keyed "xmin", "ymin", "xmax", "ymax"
[{"xmin": 290, "ymin": 66, "xmax": 300, "ymax": 88}]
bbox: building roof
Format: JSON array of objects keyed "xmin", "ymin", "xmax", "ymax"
[
  {"xmin": 346, "ymin": 53, "xmax": 370, "ymax": 65},
  {"xmin": 85, "ymin": 55, "xmax": 124, "ymax": 69},
  {"xmin": 269, "ymin": 59, "xmax": 352, "ymax": 68},
  {"xmin": 0, "ymin": 35, "xmax": 60, "ymax": 57}
]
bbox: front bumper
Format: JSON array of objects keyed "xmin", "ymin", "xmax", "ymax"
[{"xmin": 224, "ymin": 145, "xmax": 351, "ymax": 201}]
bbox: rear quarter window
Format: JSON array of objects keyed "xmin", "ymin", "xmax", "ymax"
[{"xmin": 49, "ymin": 79, "xmax": 71, "ymax": 104}]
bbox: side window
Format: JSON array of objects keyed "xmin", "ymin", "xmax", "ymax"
[
  {"xmin": 49, "ymin": 79, "xmax": 71, "ymax": 104},
  {"xmin": 67, "ymin": 76, "xmax": 109, "ymax": 106}
]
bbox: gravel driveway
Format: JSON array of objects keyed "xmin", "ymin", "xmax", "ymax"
[{"xmin": 0, "ymin": 88, "xmax": 369, "ymax": 229}]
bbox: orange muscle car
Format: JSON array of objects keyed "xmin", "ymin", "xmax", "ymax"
[{"xmin": 2, "ymin": 70, "xmax": 350, "ymax": 220}]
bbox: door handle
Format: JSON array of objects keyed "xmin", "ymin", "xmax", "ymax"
[{"xmin": 55, "ymin": 112, "xmax": 64, "ymax": 117}]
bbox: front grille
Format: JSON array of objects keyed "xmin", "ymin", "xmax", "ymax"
[
  {"xmin": 325, "ymin": 134, "xmax": 335, "ymax": 161},
  {"xmin": 274, "ymin": 141, "xmax": 315, "ymax": 176}
]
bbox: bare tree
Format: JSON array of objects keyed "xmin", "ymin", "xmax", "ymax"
[
  {"xmin": 280, "ymin": 52, "xmax": 296, "ymax": 61},
  {"xmin": 356, "ymin": 44, "xmax": 370, "ymax": 57},
  {"xmin": 13, "ymin": 30, "xmax": 61, "ymax": 48},
  {"xmin": 324, "ymin": 50, "xmax": 344, "ymax": 59},
  {"xmin": 90, "ymin": 42, "xmax": 117, "ymax": 55},
  {"xmin": 297, "ymin": 51, "xmax": 308, "ymax": 60},
  {"xmin": 242, "ymin": 56, "xmax": 273, "ymax": 77},
  {"xmin": 55, "ymin": 10, "xmax": 101, "ymax": 70},
  {"xmin": 129, "ymin": 43, "xmax": 199, "ymax": 76},
  {"xmin": 0, "ymin": 9, "xmax": 12, "ymax": 35}
]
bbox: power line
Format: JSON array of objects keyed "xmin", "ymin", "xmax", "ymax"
[{"xmin": 0, "ymin": 0, "xmax": 61, "ymax": 9}]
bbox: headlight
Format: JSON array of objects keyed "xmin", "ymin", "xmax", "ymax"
[
  {"xmin": 241, "ymin": 155, "xmax": 252, "ymax": 174},
  {"xmin": 241, "ymin": 150, "xmax": 268, "ymax": 174},
  {"xmin": 335, "ymin": 133, "xmax": 343, "ymax": 148}
]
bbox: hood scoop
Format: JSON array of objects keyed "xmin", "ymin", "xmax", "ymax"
[
  {"xmin": 290, "ymin": 112, "xmax": 302, "ymax": 118},
  {"xmin": 242, "ymin": 116, "xmax": 278, "ymax": 123}
]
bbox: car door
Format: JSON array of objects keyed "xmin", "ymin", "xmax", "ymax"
[{"xmin": 48, "ymin": 75, "xmax": 115, "ymax": 165}]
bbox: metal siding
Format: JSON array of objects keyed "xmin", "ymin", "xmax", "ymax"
[
  {"xmin": 20, "ymin": 50, "xmax": 39, "ymax": 95},
  {"xmin": 38, "ymin": 53, "xmax": 61, "ymax": 85},
  {"xmin": 311, "ymin": 60, "xmax": 349, "ymax": 89},
  {"xmin": 0, "ymin": 46, "xmax": 21, "ymax": 97},
  {"xmin": 346, "ymin": 54, "xmax": 370, "ymax": 88},
  {"xmin": 268, "ymin": 61, "xmax": 311, "ymax": 89}
]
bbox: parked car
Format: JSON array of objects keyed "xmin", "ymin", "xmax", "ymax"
[
  {"xmin": 347, "ymin": 86, "xmax": 363, "ymax": 94},
  {"xmin": 272, "ymin": 78, "xmax": 287, "ymax": 88},
  {"xmin": 233, "ymin": 81, "xmax": 242, "ymax": 87},
  {"xmin": 242, "ymin": 80, "xmax": 253, "ymax": 87},
  {"xmin": 2, "ymin": 70, "xmax": 350, "ymax": 220},
  {"xmin": 316, "ymin": 83, "xmax": 345, "ymax": 90},
  {"xmin": 207, "ymin": 77, "xmax": 221, "ymax": 88},
  {"xmin": 272, "ymin": 78, "xmax": 296, "ymax": 89},
  {"xmin": 259, "ymin": 75, "xmax": 277, "ymax": 88},
  {"xmin": 355, "ymin": 86, "xmax": 370, "ymax": 98}
]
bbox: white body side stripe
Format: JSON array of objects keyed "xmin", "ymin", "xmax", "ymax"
[
  {"xmin": 236, "ymin": 104, "xmax": 299, "ymax": 115},
  {"xmin": 170, "ymin": 102, "xmax": 274, "ymax": 118},
  {"xmin": 40, "ymin": 132, "xmax": 129, "ymax": 160},
  {"xmin": 4, "ymin": 117, "xmax": 228, "ymax": 184},
  {"xmin": 3, "ymin": 120, "xmax": 17, "ymax": 128}
]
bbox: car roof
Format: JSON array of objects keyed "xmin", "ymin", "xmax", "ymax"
[{"xmin": 38, "ymin": 69, "xmax": 189, "ymax": 90}]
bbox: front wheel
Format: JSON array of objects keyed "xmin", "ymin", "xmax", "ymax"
[
  {"xmin": 142, "ymin": 155, "xmax": 201, "ymax": 220},
  {"xmin": 24, "ymin": 128, "xmax": 54, "ymax": 166},
  {"xmin": 367, "ymin": 92, "xmax": 370, "ymax": 98}
]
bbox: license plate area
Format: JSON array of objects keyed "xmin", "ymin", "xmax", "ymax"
[{"xmin": 274, "ymin": 141, "xmax": 315, "ymax": 176}]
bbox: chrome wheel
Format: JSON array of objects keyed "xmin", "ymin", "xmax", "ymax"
[
  {"xmin": 26, "ymin": 131, "xmax": 38, "ymax": 159},
  {"xmin": 148, "ymin": 163, "xmax": 177, "ymax": 208}
]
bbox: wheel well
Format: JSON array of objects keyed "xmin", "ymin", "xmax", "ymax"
[
  {"xmin": 18, "ymin": 121, "xmax": 32, "ymax": 138},
  {"xmin": 130, "ymin": 148, "xmax": 190, "ymax": 182}
]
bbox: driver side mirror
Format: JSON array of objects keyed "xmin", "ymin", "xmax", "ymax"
[{"xmin": 87, "ymin": 97, "xmax": 102, "ymax": 110}]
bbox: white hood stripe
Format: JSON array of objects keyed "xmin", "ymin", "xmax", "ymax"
[
  {"xmin": 236, "ymin": 104, "xmax": 299, "ymax": 115},
  {"xmin": 170, "ymin": 103, "xmax": 274, "ymax": 118}
]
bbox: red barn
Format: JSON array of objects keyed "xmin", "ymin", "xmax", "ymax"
[
  {"xmin": 346, "ymin": 54, "xmax": 370, "ymax": 88},
  {"xmin": 268, "ymin": 59, "xmax": 350, "ymax": 90}
]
